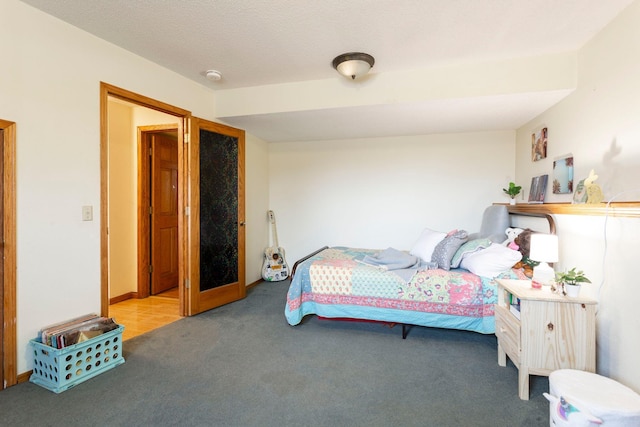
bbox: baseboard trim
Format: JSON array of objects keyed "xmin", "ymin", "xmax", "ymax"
[
  {"xmin": 17, "ymin": 370, "xmax": 31, "ymax": 384},
  {"xmin": 246, "ymin": 279, "xmax": 263, "ymax": 289},
  {"xmin": 109, "ymin": 292, "xmax": 137, "ymax": 305}
]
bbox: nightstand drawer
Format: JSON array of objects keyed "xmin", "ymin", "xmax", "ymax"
[{"xmin": 496, "ymin": 306, "xmax": 520, "ymax": 357}]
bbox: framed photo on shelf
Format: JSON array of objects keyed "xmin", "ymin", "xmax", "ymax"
[
  {"xmin": 552, "ymin": 155, "xmax": 574, "ymax": 194},
  {"xmin": 528, "ymin": 174, "xmax": 548, "ymax": 203}
]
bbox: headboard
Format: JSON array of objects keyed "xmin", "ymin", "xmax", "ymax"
[
  {"xmin": 471, "ymin": 204, "xmax": 556, "ymax": 244},
  {"xmin": 505, "ymin": 205, "xmax": 556, "ymax": 234}
]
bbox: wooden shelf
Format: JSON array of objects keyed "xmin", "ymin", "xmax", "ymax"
[{"xmin": 497, "ymin": 202, "xmax": 640, "ymax": 218}]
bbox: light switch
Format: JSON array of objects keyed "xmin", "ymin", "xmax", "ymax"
[{"xmin": 82, "ymin": 205, "xmax": 93, "ymax": 221}]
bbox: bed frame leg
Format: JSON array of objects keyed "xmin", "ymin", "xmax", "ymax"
[{"xmin": 402, "ymin": 324, "xmax": 412, "ymax": 339}]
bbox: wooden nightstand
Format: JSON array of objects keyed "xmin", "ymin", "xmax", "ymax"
[{"xmin": 495, "ymin": 279, "xmax": 597, "ymax": 400}]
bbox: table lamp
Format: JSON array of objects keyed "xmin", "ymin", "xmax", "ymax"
[{"xmin": 529, "ymin": 233, "xmax": 558, "ymax": 287}]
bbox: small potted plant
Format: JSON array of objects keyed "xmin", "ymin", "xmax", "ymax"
[
  {"xmin": 503, "ymin": 182, "xmax": 522, "ymax": 205},
  {"xmin": 555, "ymin": 268, "xmax": 591, "ymax": 297}
]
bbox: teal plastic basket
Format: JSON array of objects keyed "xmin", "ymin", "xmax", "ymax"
[{"xmin": 29, "ymin": 325, "xmax": 125, "ymax": 393}]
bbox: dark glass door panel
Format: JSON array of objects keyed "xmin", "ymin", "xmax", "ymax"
[{"xmin": 198, "ymin": 129, "xmax": 239, "ymax": 291}]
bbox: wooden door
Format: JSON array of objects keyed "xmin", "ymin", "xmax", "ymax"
[
  {"xmin": 187, "ymin": 118, "xmax": 245, "ymax": 315},
  {"xmin": 151, "ymin": 133, "xmax": 179, "ymax": 294}
]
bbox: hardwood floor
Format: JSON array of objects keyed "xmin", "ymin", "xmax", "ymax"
[{"xmin": 109, "ymin": 288, "xmax": 181, "ymax": 341}]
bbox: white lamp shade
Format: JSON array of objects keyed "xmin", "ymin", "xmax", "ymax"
[
  {"xmin": 336, "ymin": 59, "xmax": 372, "ymax": 79},
  {"xmin": 530, "ymin": 233, "xmax": 558, "ymax": 286},
  {"xmin": 529, "ymin": 233, "xmax": 559, "ymax": 263}
]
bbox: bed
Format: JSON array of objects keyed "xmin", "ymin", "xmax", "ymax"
[{"xmin": 284, "ymin": 206, "xmax": 555, "ymax": 338}]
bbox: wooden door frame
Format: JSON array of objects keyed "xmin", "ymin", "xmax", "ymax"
[
  {"xmin": 137, "ymin": 125, "xmax": 179, "ymax": 299},
  {"xmin": 0, "ymin": 119, "xmax": 17, "ymax": 388},
  {"xmin": 100, "ymin": 82, "xmax": 190, "ymax": 316}
]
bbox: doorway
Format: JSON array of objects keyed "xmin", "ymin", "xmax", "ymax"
[
  {"xmin": 138, "ymin": 126, "xmax": 180, "ymax": 298},
  {"xmin": 149, "ymin": 130, "xmax": 179, "ymax": 295},
  {"xmin": 0, "ymin": 119, "xmax": 17, "ymax": 389},
  {"xmin": 108, "ymin": 123, "xmax": 182, "ymax": 341},
  {"xmin": 102, "ymin": 84, "xmax": 189, "ymax": 318},
  {"xmin": 100, "ymin": 82, "xmax": 246, "ymax": 322}
]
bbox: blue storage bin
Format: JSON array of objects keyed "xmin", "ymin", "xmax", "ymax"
[{"xmin": 29, "ymin": 325, "xmax": 125, "ymax": 393}]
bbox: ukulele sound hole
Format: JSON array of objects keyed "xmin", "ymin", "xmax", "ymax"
[{"xmin": 272, "ymin": 254, "xmax": 280, "ymax": 261}]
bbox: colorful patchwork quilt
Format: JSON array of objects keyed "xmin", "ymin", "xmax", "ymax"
[{"xmin": 285, "ymin": 247, "xmax": 526, "ymax": 334}]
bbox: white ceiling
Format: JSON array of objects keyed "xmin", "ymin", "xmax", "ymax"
[{"xmin": 20, "ymin": 0, "xmax": 635, "ymax": 142}]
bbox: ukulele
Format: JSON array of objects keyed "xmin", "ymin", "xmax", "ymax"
[{"xmin": 262, "ymin": 210, "xmax": 289, "ymax": 281}]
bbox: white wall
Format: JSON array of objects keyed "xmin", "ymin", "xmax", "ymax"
[
  {"xmin": 245, "ymin": 134, "xmax": 270, "ymax": 282},
  {"xmin": 515, "ymin": 0, "xmax": 640, "ymax": 391},
  {"xmin": 269, "ymin": 131, "xmax": 516, "ymax": 265},
  {"xmin": 107, "ymin": 101, "xmax": 137, "ymax": 298},
  {"xmin": 0, "ymin": 0, "xmax": 268, "ymax": 373}
]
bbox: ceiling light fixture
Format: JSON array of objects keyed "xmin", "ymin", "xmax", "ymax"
[
  {"xmin": 332, "ymin": 52, "xmax": 374, "ymax": 80},
  {"xmin": 205, "ymin": 70, "xmax": 222, "ymax": 81}
]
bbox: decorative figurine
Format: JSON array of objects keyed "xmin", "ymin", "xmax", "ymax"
[{"xmin": 584, "ymin": 170, "xmax": 603, "ymax": 204}]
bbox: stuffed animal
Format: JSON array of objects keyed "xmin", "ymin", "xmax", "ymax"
[
  {"xmin": 514, "ymin": 229, "xmax": 532, "ymax": 257},
  {"xmin": 544, "ymin": 393, "xmax": 602, "ymax": 426},
  {"xmin": 502, "ymin": 227, "xmax": 524, "ymax": 250},
  {"xmin": 512, "ymin": 229, "xmax": 535, "ymax": 277}
]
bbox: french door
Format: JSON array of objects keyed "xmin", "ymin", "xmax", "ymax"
[{"xmin": 187, "ymin": 118, "xmax": 246, "ymax": 315}]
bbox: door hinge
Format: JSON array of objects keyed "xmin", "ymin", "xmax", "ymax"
[
  {"xmin": 184, "ymin": 133, "xmax": 190, "ymax": 144},
  {"xmin": 149, "ymin": 265, "xmax": 153, "ymax": 273},
  {"xmin": 185, "ymin": 206, "xmax": 190, "ymax": 216},
  {"xmin": 149, "ymin": 206, "xmax": 153, "ymax": 215},
  {"xmin": 185, "ymin": 279, "xmax": 190, "ymax": 289}
]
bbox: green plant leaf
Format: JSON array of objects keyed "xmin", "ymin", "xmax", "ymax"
[
  {"xmin": 555, "ymin": 267, "xmax": 591, "ymax": 285},
  {"xmin": 502, "ymin": 182, "xmax": 522, "ymax": 197}
]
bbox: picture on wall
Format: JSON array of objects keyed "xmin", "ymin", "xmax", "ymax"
[
  {"xmin": 528, "ymin": 174, "xmax": 548, "ymax": 203},
  {"xmin": 552, "ymin": 155, "xmax": 574, "ymax": 194},
  {"xmin": 531, "ymin": 127, "xmax": 548, "ymax": 161}
]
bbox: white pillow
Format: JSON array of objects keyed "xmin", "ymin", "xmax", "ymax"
[
  {"xmin": 459, "ymin": 243, "xmax": 522, "ymax": 278},
  {"xmin": 410, "ymin": 228, "xmax": 447, "ymax": 263}
]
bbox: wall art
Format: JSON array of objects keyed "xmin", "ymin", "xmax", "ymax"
[{"xmin": 531, "ymin": 127, "xmax": 548, "ymax": 162}]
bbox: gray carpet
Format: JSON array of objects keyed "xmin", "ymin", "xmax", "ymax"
[{"xmin": 0, "ymin": 281, "xmax": 549, "ymax": 426}]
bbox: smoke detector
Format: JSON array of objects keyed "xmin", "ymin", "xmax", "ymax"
[{"xmin": 205, "ymin": 70, "xmax": 222, "ymax": 81}]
